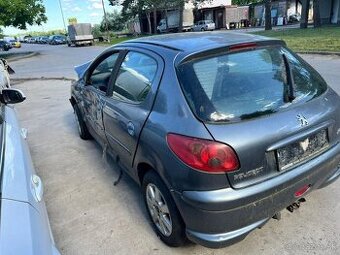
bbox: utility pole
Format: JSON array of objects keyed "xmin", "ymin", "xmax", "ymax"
[
  {"xmin": 58, "ymin": 0, "xmax": 67, "ymax": 33},
  {"xmin": 101, "ymin": 0, "xmax": 110, "ymax": 42}
]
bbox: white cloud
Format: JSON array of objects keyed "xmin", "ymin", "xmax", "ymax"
[
  {"xmin": 72, "ymin": 7, "xmax": 82, "ymax": 12},
  {"xmin": 92, "ymin": 2, "xmax": 103, "ymax": 9},
  {"xmin": 90, "ymin": 12, "xmax": 100, "ymax": 17}
]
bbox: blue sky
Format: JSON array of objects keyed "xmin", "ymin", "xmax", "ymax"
[{"xmin": 3, "ymin": 0, "xmax": 121, "ymax": 35}]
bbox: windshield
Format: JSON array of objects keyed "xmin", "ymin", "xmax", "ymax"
[{"xmin": 177, "ymin": 46, "xmax": 327, "ymax": 122}]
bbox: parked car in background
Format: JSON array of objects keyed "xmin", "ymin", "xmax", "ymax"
[
  {"xmin": 289, "ymin": 13, "xmax": 301, "ymax": 23},
  {"xmin": 28, "ymin": 37, "xmax": 39, "ymax": 44},
  {"xmin": 70, "ymin": 32, "xmax": 340, "ymax": 248},
  {"xmin": 0, "ymin": 41, "xmax": 11, "ymax": 51},
  {"xmin": 192, "ymin": 20, "xmax": 215, "ymax": 31},
  {"xmin": 5, "ymin": 41, "xmax": 12, "ymax": 49},
  {"xmin": 39, "ymin": 36, "xmax": 50, "ymax": 44},
  {"xmin": 49, "ymin": 35, "xmax": 66, "ymax": 45},
  {"xmin": 0, "ymin": 59, "xmax": 61, "ymax": 255},
  {"xmin": 9, "ymin": 40, "xmax": 21, "ymax": 48}
]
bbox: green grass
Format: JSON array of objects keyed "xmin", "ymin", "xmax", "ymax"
[
  {"xmin": 95, "ymin": 35, "xmax": 145, "ymax": 46},
  {"xmin": 252, "ymin": 26, "xmax": 340, "ymax": 53}
]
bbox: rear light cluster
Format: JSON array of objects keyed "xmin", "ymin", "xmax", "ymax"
[
  {"xmin": 294, "ymin": 184, "xmax": 311, "ymax": 198},
  {"xmin": 167, "ymin": 134, "xmax": 240, "ymax": 173}
]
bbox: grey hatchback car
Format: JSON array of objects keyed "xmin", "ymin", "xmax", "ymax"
[{"xmin": 70, "ymin": 32, "xmax": 340, "ymax": 248}]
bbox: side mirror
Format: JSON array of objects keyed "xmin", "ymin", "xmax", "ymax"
[{"xmin": 0, "ymin": 89, "xmax": 26, "ymax": 104}]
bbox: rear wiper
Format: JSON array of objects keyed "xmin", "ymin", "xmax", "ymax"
[
  {"xmin": 282, "ymin": 54, "xmax": 296, "ymax": 103},
  {"xmin": 240, "ymin": 109, "xmax": 275, "ymax": 120}
]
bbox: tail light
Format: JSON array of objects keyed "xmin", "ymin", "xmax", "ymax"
[{"xmin": 166, "ymin": 134, "xmax": 240, "ymax": 173}]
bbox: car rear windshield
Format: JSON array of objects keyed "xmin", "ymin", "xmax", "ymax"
[{"xmin": 177, "ymin": 46, "xmax": 327, "ymax": 122}]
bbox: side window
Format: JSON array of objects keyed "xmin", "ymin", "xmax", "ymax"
[
  {"xmin": 113, "ymin": 51, "xmax": 157, "ymax": 102},
  {"xmin": 88, "ymin": 52, "xmax": 119, "ymax": 93}
]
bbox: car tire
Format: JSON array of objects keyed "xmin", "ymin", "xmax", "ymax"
[
  {"xmin": 142, "ymin": 171, "xmax": 186, "ymax": 247},
  {"xmin": 73, "ymin": 104, "xmax": 92, "ymax": 140},
  {"xmin": 201, "ymin": 27, "xmax": 205, "ymax": 32}
]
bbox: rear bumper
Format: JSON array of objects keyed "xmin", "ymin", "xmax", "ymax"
[{"xmin": 172, "ymin": 143, "xmax": 340, "ymax": 248}]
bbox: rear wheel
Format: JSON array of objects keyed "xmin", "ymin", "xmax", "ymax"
[
  {"xmin": 73, "ymin": 104, "xmax": 92, "ymax": 140},
  {"xmin": 142, "ymin": 171, "xmax": 186, "ymax": 247}
]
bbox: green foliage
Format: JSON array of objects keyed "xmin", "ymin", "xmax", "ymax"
[
  {"xmin": 92, "ymin": 24, "xmax": 102, "ymax": 38},
  {"xmin": 231, "ymin": 0, "xmax": 261, "ymax": 5},
  {"xmin": 100, "ymin": 10, "xmax": 125, "ymax": 32},
  {"xmin": 9, "ymin": 29, "xmax": 66, "ymax": 38},
  {"xmin": 108, "ymin": 0, "xmax": 209, "ymax": 22},
  {"xmin": 0, "ymin": 0, "xmax": 47, "ymax": 29}
]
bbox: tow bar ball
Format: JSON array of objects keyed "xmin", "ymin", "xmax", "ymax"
[{"xmin": 271, "ymin": 197, "xmax": 307, "ymax": 222}]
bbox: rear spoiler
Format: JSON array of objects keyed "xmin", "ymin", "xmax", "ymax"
[
  {"xmin": 177, "ymin": 39, "xmax": 286, "ymax": 65},
  {"xmin": 74, "ymin": 60, "xmax": 92, "ymax": 79}
]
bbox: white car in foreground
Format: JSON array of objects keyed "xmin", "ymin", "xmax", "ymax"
[{"xmin": 0, "ymin": 59, "xmax": 60, "ymax": 255}]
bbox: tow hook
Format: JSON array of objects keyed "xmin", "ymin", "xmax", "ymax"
[
  {"xmin": 272, "ymin": 212, "xmax": 281, "ymax": 221},
  {"xmin": 286, "ymin": 198, "xmax": 306, "ymax": 213}
]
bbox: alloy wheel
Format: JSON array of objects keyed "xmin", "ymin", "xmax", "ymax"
[{"xmin": 146, "ymin": 183, "xmax": 173, "ymax": 237}]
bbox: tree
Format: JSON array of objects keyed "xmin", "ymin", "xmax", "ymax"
[
  {"xmin": 100, "ymin": 10, "xmax": 125, "ymax": 32},
  {"xmin": 313, "ymin": 0, "xmax": 321, "ymax": 28},
  {"xmin": 264, "ymin": 0, "xmax": 272, "ymax": 30},
  {"xmin": 300, "ymin": 0, "xmax": 310, "ymax": 28},
  {"xmin": 231, "ymin": 0, "xmax": 261, "ymax": 5},
  {"xmin": 92, "ymin": 24, "xmax": 102, "ymax": 38},
  {"xmin": 0, "ymin": 0, "xmax": 47, "ymax": 29},
  {"xmin": 108, "ymin": 0, "xmax": 220, "ymax": 34}
]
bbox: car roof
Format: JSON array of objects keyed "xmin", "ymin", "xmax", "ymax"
[{"xmin": 122, "ymin": 31, "xmax": 281, "ymax": 53}]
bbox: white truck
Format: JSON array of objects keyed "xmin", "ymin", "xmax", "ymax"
[
  {"xmin": 157, "ymin": 9, "xmax": 194, "ymax": 33},
  {"xmin": 67, "ymin": 23, "xmax": 94, "ymax": 47}
]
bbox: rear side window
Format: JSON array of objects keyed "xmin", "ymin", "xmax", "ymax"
[
  {"xmin": 177, "ymin": 46, "xmax": 327, "ymax": 122},
  {"xmin": 113, "ymin": 51, "xmax": 157, "ymax": 103}
]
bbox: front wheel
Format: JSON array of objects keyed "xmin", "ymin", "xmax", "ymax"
[{"xmin": 142, "ymin": 171, "xmax": 186, "ymax": 247}]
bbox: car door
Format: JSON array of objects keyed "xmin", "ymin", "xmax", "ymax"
[
  {"xmin": 103, "ymin": 49, "xmax": 164, "ymax": 172},
  {"xmin": 81, "ymin": 51, "xmax": 122, "ymax": 145}
]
